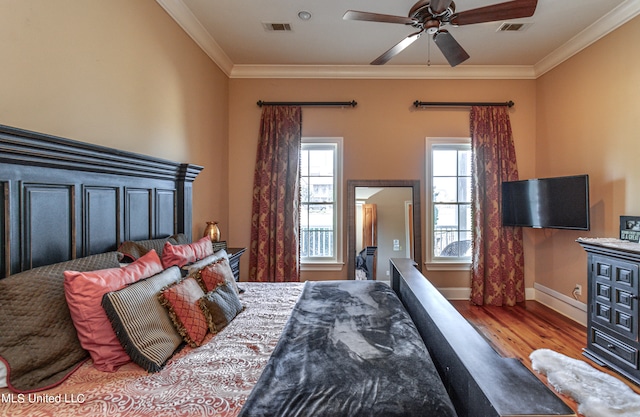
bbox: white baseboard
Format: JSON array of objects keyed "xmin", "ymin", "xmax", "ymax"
[
  {"xmin": 439, "ymin": 284, "xmax": 587, "ymax": 327},
  {"xmin": 438, "ymin": 287, "xmax": 471, "ymax": 300},
  {"xmin": 534, "ymin": 283, "xmax": 587, "ymax": 326},
  {"xmin": 439, "ymin": 287, "xmax": 535, "ymax": 301}
]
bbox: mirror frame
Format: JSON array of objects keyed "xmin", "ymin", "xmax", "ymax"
[{"xmin": 347, "ymin": 179, "xmax": 422, "ymax": 280}]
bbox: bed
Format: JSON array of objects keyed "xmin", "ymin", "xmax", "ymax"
[
  {"xmin": 0, "ymin": 125, "xmax": 576, "ymax": 417},
  {"xmin": 1, "ymin": 280, "xmax": 303, "ymax": 416}
]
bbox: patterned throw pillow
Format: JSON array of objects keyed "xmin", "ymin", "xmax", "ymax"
[
  {"xmin": 101, "ymin": 267, "xmax": 184, "ymax": 373},
  {"xmin": 159, "ymin": 277, "xmax": 209, "ymax": 347},
  {"xmin": 199, "ymin": 284, "xmax": 244, "ymax": 333},
  {"xmin": 184, "ymin": 249, "xmax": 228, "ymax": 277},
  {"xmin": 161, "ymin": 236, "xmax": 214, "ymax": 268},
  {"xmin": 197, "ymin": 258, "xmax": 240, "ymax": 294}
]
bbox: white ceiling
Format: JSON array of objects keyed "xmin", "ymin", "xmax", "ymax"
[{"xmin": 157, "ymin": 0, "xmax": 640, "ymax": 79}]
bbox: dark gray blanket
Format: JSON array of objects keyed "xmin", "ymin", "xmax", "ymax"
[{"xmin": 240, "ymin": 280, "xmax": 458, "ymax": 417}]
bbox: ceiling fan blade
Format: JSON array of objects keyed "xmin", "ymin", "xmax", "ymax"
[
  {"xmin": 433, "ymin": 30, "xmax": 470, "ymax": 67},
  {"xmin": 451, "ymin": 0, "xmax": 537, "ymax": 25},
  {"xmin": 429, "ymin": 0, "xmax": 454, "ymax": 14},
  {"xmin": 343, "ymin": 10, "xmax": 416, "ymax": 25},
  {"xmin": 371, "ymin": 30, "xmax": 423, "ymax": 65}
]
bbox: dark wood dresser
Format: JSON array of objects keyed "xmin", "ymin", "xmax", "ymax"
[{"xmin": 578, "ymin": 238, "xmax": 640, "ymax": 385}]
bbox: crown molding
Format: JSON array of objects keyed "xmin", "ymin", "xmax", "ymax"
[
  {"xmin": 156, "ymin": 0, "xmax": 234, "ymax": 76},
  {"xmin": 158, "ymin": 0, "xmax": 639, "ymax": 80},
  {"xmin": 230, "ymin": 64, "xmax": 537, "ymax": 80},
  {"xmin": 534, "ymin": 0, "xmax": 640, "ymax": 77}
]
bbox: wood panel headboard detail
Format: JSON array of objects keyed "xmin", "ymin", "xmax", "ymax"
[{"xmin": 0, "ymin": 124, "xmax": 203, "ymax": 278}]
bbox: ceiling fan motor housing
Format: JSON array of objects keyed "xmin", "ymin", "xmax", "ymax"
[
  {"xmin": 410, "ymin": 1, "xmax": 455, "ymax": 21},
  {"xmin": 410, "ymin": 1, "xmax": 456, "ymax": 33}
]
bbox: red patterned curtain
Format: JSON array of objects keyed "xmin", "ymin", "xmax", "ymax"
[
  {"xmin": 249, "ymin": 106, "xmax": 302, "ymax": 282},
  {"xmin": 470, "ymin": 106, "xmax": 524, "ymax": 306}
]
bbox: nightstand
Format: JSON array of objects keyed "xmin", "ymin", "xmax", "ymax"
[{"xmin": 226, "ymin": 247, "xmax": 246, "ymax": 282}]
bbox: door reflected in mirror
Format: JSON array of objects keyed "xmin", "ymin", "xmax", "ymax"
[{"xmin": 347, "ymin": 180, "xmax": 421, "ymax": 281}]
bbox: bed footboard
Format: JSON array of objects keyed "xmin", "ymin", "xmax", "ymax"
[{"xmin": 390, "ymin": 258, "xmax": 576, "ymax": 417}]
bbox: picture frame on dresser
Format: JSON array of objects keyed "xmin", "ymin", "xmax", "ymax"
[{"xmin": 620, "ymin": 216, "xmax": 640, "ymax": 242}]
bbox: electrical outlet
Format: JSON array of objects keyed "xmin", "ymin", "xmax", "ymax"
[{"xmin": 574, "ymin": 284, "xmax": 582, "ymax": 296}]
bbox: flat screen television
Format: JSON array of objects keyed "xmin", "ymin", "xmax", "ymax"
[{"xmin": 502, "ymin": 174, "xmax": 590, "ymax": 230}]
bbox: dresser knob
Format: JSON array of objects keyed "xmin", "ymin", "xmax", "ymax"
[{"xmin": 607, "ymin": 344, "xmax": 616, "ymax": 349}]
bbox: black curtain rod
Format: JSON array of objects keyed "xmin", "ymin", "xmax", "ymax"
[
  {"xmin": 413, "ymin": 100, "xmax": 514, "ymax": 108},
  {"xmin": 257, "ymin": 100, "xmax": 357, "ymax": 108}
]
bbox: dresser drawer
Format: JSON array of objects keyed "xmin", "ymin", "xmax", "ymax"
[{"xmin": 592, "ymin": 329, "xmax": 639, "ymax": 368}]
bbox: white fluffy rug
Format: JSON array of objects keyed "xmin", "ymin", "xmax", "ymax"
[{"xmin": 530, "ymin": 349, "xmax": 640, "ymax": 417}]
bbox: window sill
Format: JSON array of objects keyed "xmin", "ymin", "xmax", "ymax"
[
  {"xmin": 301, "ymin": 262, "xmax": 344, "ymax": 272},
  {"xmin": 425, "ymin": 262, "xmax": 471, "ymax": 272}
]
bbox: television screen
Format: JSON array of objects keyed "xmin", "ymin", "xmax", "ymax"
[{"xmin": 502, "ymin": 175, "xmax": 590, "ymax": 230}]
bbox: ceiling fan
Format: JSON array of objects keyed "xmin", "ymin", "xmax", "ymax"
[{"xmin": 343, "ymin": 0, "xmax": 538, "ymax": 67}]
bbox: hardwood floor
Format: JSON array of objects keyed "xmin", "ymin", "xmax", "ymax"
[{"xmin": 451, "ymin": 299, "xmax": 640, "ymax": 415}]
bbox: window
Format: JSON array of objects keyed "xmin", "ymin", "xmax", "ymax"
[
  {"xmin": 300, "ymin": 138, "xmax": 343, "ymax": 269},
  {"xmin": 426, "ymin": 138, "xmax": 472, "ymax": 268}
]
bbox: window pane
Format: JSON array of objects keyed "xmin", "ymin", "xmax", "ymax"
[
  {"xmin": 440, "ymin": 238, "xmax": 472, "ymax": 257},
  {"xmin": 457, "ymin": 177, "xmax": 471, "ymax": 202},
  {"xmin": 308, "ymin": 204, "xmax": 333, "ymax": 221},
  {"xmin": 433, "ymin": 223, "xmax": 458, "ymax": 257},
  {"xmin": 433, "ymin": 149, "xmax": 458, "ymax": 176},
  {"xmin": 434, "ymin": 204, "xmax": 458, "ymax": 229},
  {"xmin": 301, "ymin": 226, "xmax": 334, "ymax": 257},
  {"xmin": 433, "ymin": 177, "xmax": 457, "ymax": 202},
  {"xmin": 309, "ymin": 177, "xmax": 333, "ymax": 202},
  {"xmin": 300, "ymin": 177, "xmax": 310, "ymax": 202},
  {"xmin": 459, "ymin": 204, "xmax": 471, "ymax": 231},
  {"xmin": 302, "ymin": 204, "xmax": 333, "ymax": 257},
  {"xmin": 301, "ymin": 149, "xmax": 309, "ymax": 176},
  {"xmin": 308, "ymin": 150, "xmax": 334, "ymax": 176},
  {"xmin": 458, "ymin": 150, "xmax": 471, "ymax": 176}
]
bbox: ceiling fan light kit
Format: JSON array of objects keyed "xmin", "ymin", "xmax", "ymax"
[{"xmin": 343, "ymin": 0, "xmax": 538, "ymax": 67}]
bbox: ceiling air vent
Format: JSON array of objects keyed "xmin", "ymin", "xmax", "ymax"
[
  {"xmin": 497, "ymin": 22, "xmax": 530, "ymax": 32},
  {"xmin": 263, "ymin": 22, "xmax": 292, "ymax": 32}
]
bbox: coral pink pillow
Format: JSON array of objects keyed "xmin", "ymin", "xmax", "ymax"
[
  {"xmin": 158, "ymin": 277, "xmax": 208, "ymax": 347},
  {"xmin": 199, "ymin": 258, "xmax": 237, "ymax": 293},
  {"xmin": 161, "ymin": 236, "xmax": 213, "ymax": 268},
  {"xmin": 64, "ymin": 250, "xmax": 164, "ymax": 372}
]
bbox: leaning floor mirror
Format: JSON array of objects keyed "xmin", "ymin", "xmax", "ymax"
[{"xmin": 347, "ymin": 180, "xmax": 422, "ymax": 281}]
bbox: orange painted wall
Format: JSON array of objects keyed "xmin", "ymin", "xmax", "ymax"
[
  {"xmin": 228, "ymin": 78, "xmax": 537, "ymax": 284},
  {"xmin": 534, "ymin": 15, "xmax": 640, "ymax": 302},
  {"xmin": 0, "ymin": 0, "xmax": 230, "ymax": 238}
]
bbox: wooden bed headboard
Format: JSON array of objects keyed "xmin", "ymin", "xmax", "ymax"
[{"xmin": 0, "ymin": 124, "xmax": 203, "ymax": 279}]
